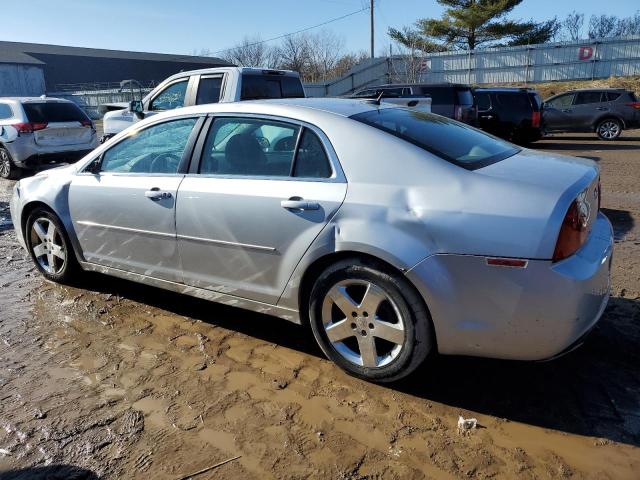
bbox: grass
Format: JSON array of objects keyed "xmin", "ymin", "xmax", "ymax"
[{"xmin": 497, "ymin": 76, "xmax": 640, "ymax": 100}]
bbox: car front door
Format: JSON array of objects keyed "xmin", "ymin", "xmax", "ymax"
[
  {"xmin": 543, "ymin": 93, "xmax": 576, "ymax": 131},
  {"xmin": 68, "ymin": 116, "xmax": 203, "ymax": 282},
  {"xmin": 176, "ymin": 115, "xmax": 347, "ymax": 305},
  {"xmin": 144, "ymin": 77, "xmax": 194, "ymax": 118}
]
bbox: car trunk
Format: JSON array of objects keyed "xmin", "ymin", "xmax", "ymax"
[
  {"xmin": 34, "ymin": 122, "xmax": 94, "ymax": 147},
  {"xmin": 23, "ymin": 102, "xmax": 93, "ymax": 147}
]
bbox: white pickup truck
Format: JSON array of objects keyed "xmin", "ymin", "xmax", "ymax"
[{"xmin": 101, "ymin": 67, "xmax": 305, "ymax": 142}]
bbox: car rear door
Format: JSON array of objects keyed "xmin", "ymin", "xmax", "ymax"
[
  {"xmin": 69, "ymin": 116, "xmax": 203, "ymax": 282},
  {"xmin": 176, "ymin": 115, "xmax": 347, "ymax": 305}
]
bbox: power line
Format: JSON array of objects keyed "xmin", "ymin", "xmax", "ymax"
[{"xmin": 210, "ymin": 6, "xmax": 370, "ymax": 56}]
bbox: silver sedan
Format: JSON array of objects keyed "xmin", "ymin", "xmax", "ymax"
[{"xmin": 10, "ymin": 98, "xmax": 613, "ymax": 382}]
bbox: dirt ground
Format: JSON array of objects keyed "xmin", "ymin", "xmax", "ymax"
[{"xmin": 0, "ymin": 132, "xmax": 639, "ymax": 479}]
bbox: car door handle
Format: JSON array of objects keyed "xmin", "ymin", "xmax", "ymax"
[
  {"xmin": 561, "ymin": 109, "xmax": 573, "ymax": 113},
  {"xmin": 281, "ymin": 199, "xmax": 320, "ymax": 210},
  {"xmin": 479, "ymin": 114, "xmax": 494, "ymax": 119},
  {"xmin": 145, "ymin": 189, "xmax": 172, "ymax": 200},
  {"xmin": 596, "ymin": 107, "xmax": 608, "ymax": 111}
]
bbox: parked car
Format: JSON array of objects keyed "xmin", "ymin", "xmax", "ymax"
[
  {"xmin": 352, "ymin": 83, "xmax": 476, "ymax": 125},
  {"xmin": 348, "ymin": 86, "xmax": 432, "ymax": 112},
  {"xmin": 0, "ymin": 97, "xmax": 97, "ymax": 179},
  {"xmin": 10, "ymin": 98, "xmax": 612, "ymax": 382},
  {"xmin": 473, "ymin": 87, "xmax": 544, "ymax": 144},
  {"xmin": 101, "ymin": 67, "xmax": 305, "ymax": 142},
  {"xmin": 543, "ymin": 88, "xmax": 640, "ymax": 140}
]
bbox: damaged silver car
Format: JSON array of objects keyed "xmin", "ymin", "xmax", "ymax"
[{"xmin": 10, "ymin": 98, "xmax": 613, "ymax": 382}]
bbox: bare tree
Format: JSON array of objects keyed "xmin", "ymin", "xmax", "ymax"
[
  {"xmin": 617, "ymin": 11, "xmax": 640, "ymax": 36},
  {"xmin": 588, "ymin": 15, "xmax": 619, "ymax": 38},
  {"xmin": 561, "ymin": 11, "xmax": 585, "ymax": 41},
  {"xmin": 277, "ymin": 34, "xmax": 311, "ymax": 75},
  {"xmin": 389, "ymin": 33, "xmax": 429, "ymax": 84},
  {"xmin": 306, "ymin": 30, "xmax": 345, "ymax": 82},
  {"xmin": 221, "ymin": 36, "xmax": 279, "ymax": 68}
]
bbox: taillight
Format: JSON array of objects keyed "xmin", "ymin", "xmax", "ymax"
[
  {"xmin": 531, "ymin": 111, "xmax": 541, "ymax": 128},
  {"xmin": 454, "ymin": 105, "xmax": 463, "ymax": 121},
  {"xmin": 12, "ymin": 122, "xmax": 48, "ymax": 133},
  {"xmin": 624, "ymin": 102, "xmax": 640, "ymax": 109},
  {"xmin": 552, "ymin": 196, "xmax": 590, "ymax": 262},
  {"xmin": 80, "ymin": 119, "xmax": 96, "ymax": 131}
]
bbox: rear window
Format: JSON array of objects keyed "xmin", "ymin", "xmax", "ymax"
[
  {"xmin": 351, "ymin": 108, "xmax": 519, "ymax": 170},
  {"xmin": 240, "ymin": 74, "xmax": 304, "ymax": 100},
  {"xmin": 22, "ymin": 102, "xmax": 88, "ymax": 123}
]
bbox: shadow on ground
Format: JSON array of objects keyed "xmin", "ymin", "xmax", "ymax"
[
  {"xmin": 0, "ymin": 465, "xmax": 100, "ymax": 479},
  {"xmin": 75, "ymin": 268, "xmax": 640, "ymax": 447},
  {"xmin": 531, "ymin": 140, "xmax": 640, "ymax": 152},
  {"xmin": 602, "ymin": 208, "xmax": 635, "ymax": 240}
]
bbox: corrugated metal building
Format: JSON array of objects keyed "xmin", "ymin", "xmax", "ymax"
[{"xmin": 0, "ymin": 41, "xmax": 231, "ymax": 96}]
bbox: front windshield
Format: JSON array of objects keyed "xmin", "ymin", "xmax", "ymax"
[{"xmin": 351, "ymin": 108, "xmax": 520, "ymax": 169}]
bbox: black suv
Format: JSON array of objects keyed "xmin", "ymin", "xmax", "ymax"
[
  {"xmin": 543, "ymin": 88, "xmax": 640, "ymax": 140},
  {"xmin": 473, "ymin": 88, "xmax": 544, "ymax": 144},
  {"xmin": 350, "ymin": 83, "xmax": 478, "ymax": 126}
]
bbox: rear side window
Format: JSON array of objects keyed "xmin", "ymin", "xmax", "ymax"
[
  {"xmin": 240, "ymin": 75, "xmax": 304, "ymax": 100},
  {"xmin": 605, "ymin": 92, "xmax": 622, "ymax": 102},
  {"xmin": 351, "ymin": 108, "xmax": 519, "ymax": 170},
  {"xmin": 475, "ymin": 92, "xmax": 492, "ymax": 111},
  {"xmin": 496, "ymin": 93, "xmax": 531, "ymax": 110},
  {"xmin": 293, "ymin": 129, "xmax": 332, "ymax": 178},
  {"xmin": 22, "ymin": 102, "xmax": 88, "ymax": 123},
  {"xmin": 419, "ymin": 87, "xmax": 454, "ymax": 105},
  {"xmin": 456, "ymin": 89, "xmax": 474, "ymax": 105},
  {"xmin": 0, "ymin": 103, "xmax": 12, "ymax": 120},
  {"xmin": 529, "ymin": 93, "xmax": 543, "ymax": 110},
  {"xmin": 196, "ymin": 76, "xmax": 223, "ymax": 105},
  {"xmin": 574, "ymin": 92, "xmax": 603, "ymax": 105}
]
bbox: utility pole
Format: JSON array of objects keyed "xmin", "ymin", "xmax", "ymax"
[{"xmin": 370, "ymin": 0, "xmax": 375, "ymax": 58}]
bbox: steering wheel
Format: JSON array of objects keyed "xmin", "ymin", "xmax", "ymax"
[
  {"xmin": 150, "ymin": 153, "xmax": 181, "ymax": 173},
  {"xmin": 255, "ymin": 136, "xmax": 270, "ymax": 150}
]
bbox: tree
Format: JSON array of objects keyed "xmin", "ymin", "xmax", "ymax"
[
  {"xmin": 221, "ymin": 36, "xmax": 279, "ymax": 68},
  {"xmin": 561, "ymin": 11, "xmax": 585, "ymax": 41},
  {"xmin": 388, "ymin": 0, "xmax": 557, "ymax": 51},
  {"xmin": 588, "ymin": 14, "xmax": 618, "ymax": 39}
]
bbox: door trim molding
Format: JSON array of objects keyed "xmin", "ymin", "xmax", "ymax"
[
  {"xmin": 76, "ymin": 220, "xmax": 175, "ymax": 239},
  {"xmin": 177, "ymin": 233, "xmax": 276, "ymax": 252}
]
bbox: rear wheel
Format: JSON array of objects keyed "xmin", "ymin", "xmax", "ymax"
[
  {"xmin": 309, "ymin": 258, "xmax": 433, "ymax": 382},
  {"xmin": 0, "ymin": 147, "xmax": 21, "ymax": 180},
  {"xmin": 596, "ymin": 118, "xmax": 622, "ymax": 140},
  {"xmin": 25, "ymin": 208, "xmax": 79, "ymax": 283}
]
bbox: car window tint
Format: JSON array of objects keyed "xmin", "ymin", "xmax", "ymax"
[
  {"xmin": 419, "ymin": 87, "xmax": 454, "ymax": 105},
  {"xmin": 293, "ymin": 129, "xmax": 332, "ymax": 178},
  {"xmin": 281, "ymin": 76, "xmax": 305, "ymax": 98},
  {"xmin": 548, "ymin": 94, "xmax": 575, "ymax": 108},
  {"xmin": 22, "ymin": 102, "xmax": 88, "ymax": 123},
  {"xmin": 149, "ymin": 80, "xmax": 188, "ymax": 111},
  {"xmin": 196, "ymin": 76, "xmax": 223, "ymax": 104},
  {"xmin": 381, "ymin": 88, "xmax": 404, "ymax": 97},
  {"xmin": 496, "ymin": 93, "xmax": 530, "ymax": 109},
  {"xmin": 352, "ymin": 108, "xmax": 519, "ymax": 170},
  {"xmin": 605, "ymin": 92, "xmax": 622, "ymax": 102},
  {"xmin": 100, "ymin": 118, "xmax": 197, "ymax": 174},
  {"xmin": 0, "ymin": 104, "xmax": 12, "ymax": 120},
  {"xmin": 200, "ymin": 117, "xmax": 300, "ymax": 177},
  {"xmin": 475, "ymin": 92, "xmax": 491, "ymax": 111},
  {"xmin": 456, "ymin": 89, "xmax": 474, "ymax": 105},
  {"xmin": 353, "ymin": 89, "xmax": 375, "ymax": 98},
  {"xmin": 574, "ymin": 92, "xmax": 603, "ymax": 105}
]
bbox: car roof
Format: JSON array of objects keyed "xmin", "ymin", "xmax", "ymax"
[
  {"xmin": 365, "ymin": 83, "xmax": 471, "ymax": 89},
  {"xmin": 474, "ymin": 87, "xmax": 538, "ymax": 93},
  {"xmin": 162, "ymin": 66, "xmax": 300, "ymax": 82},
  {"xmin": 0, "ymin": 96, "xmax": 74, "ymax": 104},
  {"xmin": 564, "ymin": 88, "xmax": 628, "ymax": 93}
]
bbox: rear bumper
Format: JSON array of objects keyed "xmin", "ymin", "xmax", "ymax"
[
  {"xmin": 4, "ymin": 135, "xmax": 98, "ymax": 169},
  {"xmin": 407, "ymin": 212, "xmax": 613, "ymax": 361},
  {"xmin": 17, "ymin": 149, "xmax": 94, "ymax": 169}
]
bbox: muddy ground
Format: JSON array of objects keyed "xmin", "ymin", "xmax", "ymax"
[{"xmin": 1, "ymin": 132, "xmax": 639, "ymax": 479}]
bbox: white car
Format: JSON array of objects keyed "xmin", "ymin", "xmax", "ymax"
[
  {"xmin": 101, "ymin": 67, "xmax": 305, "ymax": 142},
  {"xmin": 0, "ymin": 97, "xmax": 98, "ymax": 179}
]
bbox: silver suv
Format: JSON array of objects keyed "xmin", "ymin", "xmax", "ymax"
[
  {"xmin": 543, "ymin": 88, "xmax": 640, "ymax": 140},
  {"xmin": 0, "ymin": 97, "xmax": 98, "ymax": 179}
]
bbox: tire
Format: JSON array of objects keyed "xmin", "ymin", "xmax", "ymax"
[
  {"xmin": 25, "ymin": 207, "xmax": 79, "ymax": 283},
  {"xmin": 596, "ymin": 118, "xmax": 622, "ymax": 141},
  {"xmin": 0, "ymin": 146, "xmax": 21, "ymax": 180},
  {"xmin": 308, "ymin": 258, "xmax": 433, "ymax": 383}
]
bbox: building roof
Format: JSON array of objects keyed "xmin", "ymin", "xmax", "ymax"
[{"xmin": 0, "ymin": 41, "xmax": 230, "ymax": 66}]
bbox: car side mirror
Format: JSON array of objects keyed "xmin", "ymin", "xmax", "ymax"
[{"xmin": 129, "ymin": 100, "xmax": 145, "ymax": 119}]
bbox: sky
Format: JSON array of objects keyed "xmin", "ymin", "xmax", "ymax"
[{"xmin": 1, "ymin": 0, "xmax": 638, "ymax": 58}]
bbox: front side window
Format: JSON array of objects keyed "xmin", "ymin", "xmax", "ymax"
[
  {"xmin": 149, "ymin": 80, "xmax": 189, "ymax": 111},
  {"xmin": 548, "ymin": 94, "xmax": 575, "ymax": 108},
  {"xmin": 99, "ymin": 118, "xmax": 197, "ymax": 174},
  {"xmin": 574, "ymin": 92, "xmax": 603, "ymax": 105},
  {"xmin": 0, "ymin": 103, "xmax": 13, "ymax": 120},
  {"xmin": 200, "ymin": 117, "xmax": 300, "ymax": 176},
  {"xmin": 196, "ymin": 76, "xmax": 223, "ymax": 105},
  {"xmin": 352, "ymin": 108, "xmax": 519, "ymax": 170}
]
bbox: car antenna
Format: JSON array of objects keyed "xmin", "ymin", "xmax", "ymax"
[{"xmin": 374, "ymin": 90, "xmax": 384, "ymax": 105}]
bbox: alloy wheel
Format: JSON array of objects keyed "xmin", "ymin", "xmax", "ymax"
[
  {"xmin": 598, "ymin": 120, "xmax": 620, "ymax": 139},
  {"xmin": 30, "ymin": 217, "xmax": 67, "ymax": 274},
  {"xmin": 321, "ymin": 279, "xmax": 406, "ymax": 368},
  {"xmin": 0, "ymin": 150, "xmax": 10, "ymax": 178}
]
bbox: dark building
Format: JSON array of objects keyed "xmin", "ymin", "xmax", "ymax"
[{"xmin": 0, "ymin": 41, "xmax": 232, "ymax": 96}]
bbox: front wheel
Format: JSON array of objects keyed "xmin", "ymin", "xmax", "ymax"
[
  {"xmin": 25, "ymin": 208, "xmax": 79, "ymax": 283},
  {"xmin": 596, "ymin": 118, "xmax": 622, "ymax": 140},
  {"xmin": 309, "ymin": 259, "xmax": 433, "ymax": 382}
]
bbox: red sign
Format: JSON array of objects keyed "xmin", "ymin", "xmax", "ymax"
[{"xmin": 578, "ymin": 46, "xmax": 593, "ymax": 61}]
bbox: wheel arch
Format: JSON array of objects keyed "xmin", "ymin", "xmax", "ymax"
[{"xmin": 593, "ymin": 114, "xmax": 626, "ymax": 131}]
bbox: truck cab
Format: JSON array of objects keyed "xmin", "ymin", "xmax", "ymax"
[{"xmin": 101, "ymin": 67, "xmax": 305, "ymax": 142}]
